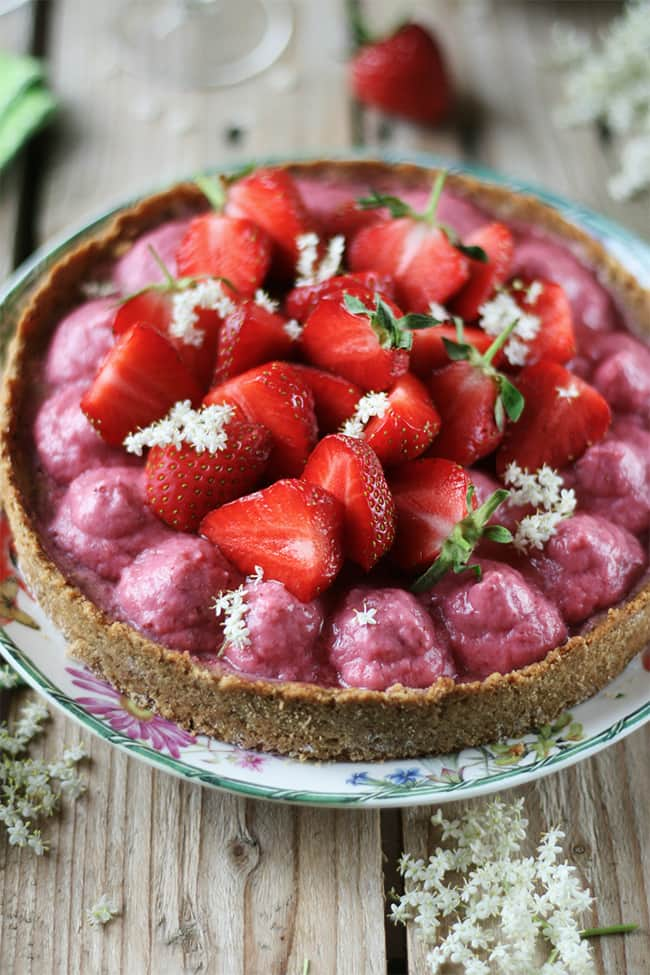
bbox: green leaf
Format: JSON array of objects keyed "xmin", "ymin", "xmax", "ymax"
[
  {"xmin": 456, "ymin": 243, "xmax": 488, "ymax": 262},
  {"xmin": 398, "ymin": 313, "xmax": 445, "ymax": 330},
  {"xmin": 442, "ymin": 337, "xmax": 472, "ymax": 361},
  {"xmin": 195, "ymin": 174, "xmax": 227, "ymax": 212},
  {"xmin": 344, "ymin": 292, "xmax": 372, "ymax": 317},
  {"xmin": 483, "ymin": 525, "xmax": 513, "ymax": 543},
  {"xmin": 356, "ymin": 190, "xmax": 413, "ymax": 218},
  {"xmin": 499, "ymin": 377, "xmax": 525, "ymax": 422}
]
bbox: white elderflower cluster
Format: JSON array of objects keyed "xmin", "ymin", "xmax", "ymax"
[
  {"xmin": 0, "ymin": 696, "xmax": 87, "ymax": 855},
  {"xmin": 391, "ymin": 798, "xmax": 595, "ymax": 975},
  {"xmin": 283, "ymin": 318, "xmax": 303, "ymax": 341},
  {"xmin": 0, "ymin": 663, "xmax": 24, "ymax": 689},
  {"xmin": 352, "ymin": 601, "xmax": 378, "ymax": 627},
  {"xmin": 86, "ymin": 893, "xmax": 120, "ymax": 928},
  {"xmin": 341, "ymin": 391, "xmax": 390, "ymax": 438},
  {"xmin": 213, "ymin": 585, "xmax": 251, "ymax": 650},
  {"xmin": 295, "ymin": 232, "xmax": 345, "ymax": 286},
  {"xmin": 254, "ymin": 289, "xmax": 279, "ymax": 313},
  {"xmin": 428, "ymin": 300, "xmax": 451, "ymax": 320},
  {"xmin": 479, "ymin": 291, "xmax": 541, "ymax": 367},
  {"xmin": 553, "ymin": 2, "xmax": 650, "ymax": 200},
  {"xmin": 124, "ymin": 400, "xmax": 235, "ymax": 456},
  {"xmin": 504, "ymin": 462, "xmax": 576, "ymax": 552},
  {"xmin": 170, "ymin": 279, "xmax": 236, "ymax": 346}
]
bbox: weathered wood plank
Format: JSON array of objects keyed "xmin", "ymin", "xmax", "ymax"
[{"xmin": 0, "ymin": 2, "xmax": 388, "ymax": 974}]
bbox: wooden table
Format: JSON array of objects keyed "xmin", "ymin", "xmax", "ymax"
[{"xmin": 0, "ymin": 2, "xmax": 648, "ymax": 972}]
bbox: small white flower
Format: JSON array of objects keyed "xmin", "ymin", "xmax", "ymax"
[
  {"xmin": 254, "ymin": 288, "xmax": 279, "ymax": 313},
  {"xmin": 479, "ymin": 291, "xmax": 541, "ymax": 366},
  {"xmin": 352, "ymin": 601, "xmax": 378, "ymax": 627},
  {"xmin": 249, "ymin": 565, "xmax": 265, "ymax": 584},
  {"xmin": 295, "ymin": 232, "xmax": 345, "ymax": 286},
  {"xmin": 86, "ymin": 894, "xmax": 120, "ymax": 928},
  {"xmin": 525, "ymin": 280, "xmax": 544, "ymax": 304},
  {"xmin": 283, "ymin": 318, "xmax": 303, "ymax": 341},
  {"xmin": 341, "ymin": 391, "xmax": 389, "ymax": 438},
  {"xmin": 123, "ymin": 400, "xmax": 235, "ymax": 456},
  {"xmin": 81, "ymin": 280, "xmax": 118, "ymax": 299},
  {"xmin": 213, "ymin": 585, "xmax": 251, "ymax": 650},
  {"xmin": 556, "ymin": 384, "xmax": 581, "ymax": 401},
  {"xmin": 7, "ymin": 819, "xmax": 29, "ymax": 846},
  {"xmin": 170, "ymin": 279, "xmax": 236, "ymax": 347},
  {"xmin": 429, "ymin": 301, "xmax": 451, "ymax": 320}
]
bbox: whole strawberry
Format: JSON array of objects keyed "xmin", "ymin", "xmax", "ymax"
[{"xmin": 349, "ymin": 21, "xmax": 452, "ymax": 125}]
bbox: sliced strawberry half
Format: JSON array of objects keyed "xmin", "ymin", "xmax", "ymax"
[
  {"xmin": 349, "ymin": 218, "xmax": 469, "ymax": 312},
  {"xmin": 291, "ymin": 364, "xmax": 363, "ymax": 434},
  {"xmin": 81, "ymin": 324, "xmax": 204, "ymax": 447},
  {"xmin": 302, "ymin": 434, "xmax": 395, "ymax": 571},
  {"xmin": 213, "ymin": 301, "xmax": 295, "ymax": 383},
  {"xmin": 145, "ymin": 419, "xmax": 272, "ymax": 532},
  {"xmin": 450, "ymin": 222, "xmax": 514, "ymax": 321},
  {"xmin": 175, "ymin": 212, "xmax": 271, "ymax": 298},
  {"xmin": 201, "ymin": 478, "xmax": 344, "ymax": 602},
  {"xmin": 227, "ymin": 167, "xmax": 315, "ymax": 278},
  {"xmin": 364, "ymin": 374, "xmax": 441, "ymax": 467},
  {"xmin": 204, "ymin": 360, "xmax": 317, "ymax": 479},
  {"xmin": 301, "ymin": 289, "xmax": 410, "ymax": 391},
  {"xmin": 284, "ymin": 270, "xmax": 396, "ymax": 323},
  {"xmin": 113, "ymin": 289, "xmax": 226, "ymax": 389},
  {"xmin": 428, "ymin": 361, "xmax": 503, "ymax": 466},
  {"xmin": 510, "ymin": 278, "xmax": 576, "ymax": 366},
  {"xmin": 496, "ymin": 361, "xmax": 611, "ymax": 474},
  {"xmin": 410, "ymin": 322, "xmax": 493, "ymax": 378},
  {"xmin": 389, "ymin": 458, "xmax": 474, "ymax": 571}
]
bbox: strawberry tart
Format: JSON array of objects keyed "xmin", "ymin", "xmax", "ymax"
[{"xmin": 1, "ymin": 159, "xmax": 649, "ymax": 760}]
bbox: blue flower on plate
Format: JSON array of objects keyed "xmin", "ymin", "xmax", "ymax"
[
  {"xmin": 346, "ymin": 771, "xmax": 372, "ymax": 786},
  {"xmin": 385, "ymin": 767, "xmax": 423, "ymax": 786}
]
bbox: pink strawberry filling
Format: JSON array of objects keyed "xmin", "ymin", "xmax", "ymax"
[
  {"xmin": 31, "ymin": 178, "xmax": 650, "ymax": 690},
  {"xmin": 44, "ymin": 298, "xmax": 115, "ymax": 385},
  {"xmin": 422, "ymin": 559, "xmax": 567, "ymax": 678},
  {"xmin": 222, "ymin": 580, "xmax": 326, "ymax": 682},
  {"xmin": 112, "ymin": 218, "xmax": 192, "ymax": 293},
  {"xmin": 326, "ymin": 586, "xmax": 455, "ymax": 690},
  {"xmin": 116, "ymin": 535, "xmax": 237, "ymax": 653},
  {"xmin": 35, "ymin": 381, "xmax": 134, "ymax": 484}
]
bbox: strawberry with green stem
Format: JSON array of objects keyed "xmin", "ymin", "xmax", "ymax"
[
  {"xmin": 348, "ymin": 172, "xmax": 477, "ymax": 312},
  {"xmin": 428, "ymin": 316, "xmax": 525, "ymax": 466},
  {"xmin": 301, "ymin": 287, "xmax": 440, "ymax": 391},
  {"xmin": 113, "ymin": 247, "xmax": 236, "ymax": 388},
  {"xmin": 176, "ymin": 175, "xmax": 272, "ymax": 297}
]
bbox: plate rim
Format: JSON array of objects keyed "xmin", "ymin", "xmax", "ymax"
[{"xmin": 1, "ymin": 149, "xmax": 649, "ymax": 808}]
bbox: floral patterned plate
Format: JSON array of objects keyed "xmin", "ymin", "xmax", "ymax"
[{"xmin": 0, "ymin": 152, "xmax": 649, "ymax": 807}]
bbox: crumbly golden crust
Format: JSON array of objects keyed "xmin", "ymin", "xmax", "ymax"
[{"xmin": 2, "ymin": 159, "xmax": 649, "ymax": 761}]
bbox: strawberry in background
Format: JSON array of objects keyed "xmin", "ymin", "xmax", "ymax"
[{"xmin": 347, "ymin": 6, "xmax": 452, "ymax": 126}]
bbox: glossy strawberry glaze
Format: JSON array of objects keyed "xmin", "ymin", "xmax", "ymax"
[{"xmin": 31, "ymin": 178, "xmax": 650, "ymax": 690}]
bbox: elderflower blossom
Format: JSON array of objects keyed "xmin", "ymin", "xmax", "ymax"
[
  {"xmin": 341, "ymin": 391, "xmax": 390, "ymax": 438},
  {"xmin": 391, "ymin": 798, "xmax": 595, "ymax": 975},
  {"xmin": 170, "ymin": 279, "xmax": 236, "ymax": 347},
  {"xmin": 478, "ymin": 291, "xmax": 541, "ymax": 366},
  {"xmin": 553, "ymin": 1, "xmax": 650, "ymax": 200},
  {"xmin": 0, "ymin": 663, "xmax": 24, "ymax": 690},
  {"xmin": 0, "ymin": 694, "xmax": 87, "ymax": 855},
  {"xmin": 283, "ymin": 318, "xmax": 303, "ymax": 341},
  {"xmin": 123, "ymin": 400, "xmax": 235, "ymax": 456},
  {"xmin": 295, "ymin": 232, "xmax": 345, "ymax": 286},
  {"xmin": 352, "ymin": 601, "xmax": 378, "ymax": 627},
  {"xmin": 86, "ymin": 893, "xmax": 120, "ymax": 928},
  {"xmin": 429, "ymin": 301, "xmax": 451, "ymax": 320},
  {"xmin": 504, "ymin": 462, "xmax": 576, "ymax": 552},
  {"xmin": 213, "ymin": 585, "xmax": 250, "ymax": 650},
  {"xmin": 254, "ymin": 289, "xmax": 279, "ymax": 313}
]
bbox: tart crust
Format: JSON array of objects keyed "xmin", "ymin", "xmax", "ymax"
[{"xmin": 1, "ymin": 159, "xmax": 649, "ymax": 761}]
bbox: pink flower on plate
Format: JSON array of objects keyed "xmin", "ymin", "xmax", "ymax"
[
  {"xmin": 230, "ymin": 751, "xmax": 266, "ymax": 772},
  {"xmin": 67, "ymin": 666, "xmax": 195, "ymax": 758}
]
